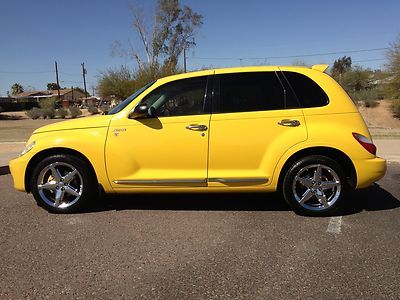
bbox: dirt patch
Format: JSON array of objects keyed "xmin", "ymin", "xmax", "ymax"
[{"xmin": 358, "ymin": 100, "xmax": 400, "ymax": 129}]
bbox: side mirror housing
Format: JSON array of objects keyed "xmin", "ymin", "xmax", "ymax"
[{"xmin": 129, "ymin": 104, "xmax": 148, "ymax": 119}]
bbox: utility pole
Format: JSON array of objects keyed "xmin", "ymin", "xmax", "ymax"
[
  {"xmin": 55, "ymin": 61, "xmax": 61, "ymax": 101},
  {"xmin": 183, "ymin": 48, "xmax": 187, "ymax": 73},
  {"xmin": 92, "ymin": 86, "xmax": 95, "ymax": 97},
  {"xmin": 81, "ymin": 63, "xmax": 87, "ymax": 97}
]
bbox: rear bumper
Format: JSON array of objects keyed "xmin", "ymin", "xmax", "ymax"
[
  {"xmin": 9, "ymin": 155, "xmax": 29, "ymax": 192},
  {"xmin": 354, "ymin": 156, "xmax": 387, "ymax": 189}
]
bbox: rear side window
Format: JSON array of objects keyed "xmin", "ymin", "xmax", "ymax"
[
  {"xmin": 218, "ymin": 72, "xmax": 300, "ymax": 113},
  {"xmin": 282, "ymin": 71, "xmax": 329, "ymax": 108}
]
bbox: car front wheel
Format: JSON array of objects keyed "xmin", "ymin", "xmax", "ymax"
[
  {"xmin": 282, "ymin": 155, "xmax": 347, "ymax": 216},
  {"xmin": 30, "ymin": 154, "xmax": 96, "ymax": 213}
]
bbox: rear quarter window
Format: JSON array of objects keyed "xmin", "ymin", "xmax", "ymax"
[{"xmin": 282, "ymin": 71, "xmax": 329, "ymax": 108}]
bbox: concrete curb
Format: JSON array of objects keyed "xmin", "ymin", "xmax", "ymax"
[{"xmin": 0, "ymin": 166, "xmax": 10, "ymax": 175}]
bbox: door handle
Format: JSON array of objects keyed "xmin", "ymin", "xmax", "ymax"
[
  {"xmin": 185, "ymin": 124, "xmax": 208, "ymax": 131},
  {"xmin": 278, "ymin": 119, "xmax": 300, "ymax": 127}
]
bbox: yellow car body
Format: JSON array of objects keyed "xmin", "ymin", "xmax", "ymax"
[{"xmin": 9, "ymin": 65, "xmax": 386, "ymax": 214}]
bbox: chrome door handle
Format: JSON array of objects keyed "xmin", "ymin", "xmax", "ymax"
[
  {"xmin": 278, "ymin": 119, "xmax": 300, "ymax": 127},
  {"xmin": 185, "ymin": 124, "xmax": 208, "ymax": 131}
]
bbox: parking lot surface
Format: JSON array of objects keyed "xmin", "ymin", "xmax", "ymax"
[{"xmin": 0, "ymin": 163, "xmax": 399, "ymax": 299}]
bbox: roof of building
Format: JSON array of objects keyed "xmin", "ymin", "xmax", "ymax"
[{"xmin": 15, "ymin": 88, "xmax": 84, "ymax": 98}]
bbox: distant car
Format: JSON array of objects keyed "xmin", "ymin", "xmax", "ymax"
[{"xmin": 9, "ymin": 65, "xmax": 386, "ymax": 215}]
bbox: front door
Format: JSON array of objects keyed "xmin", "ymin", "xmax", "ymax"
[{"xmin": 106, "ymin": 76, "xmax": 211, "ymax": 189}]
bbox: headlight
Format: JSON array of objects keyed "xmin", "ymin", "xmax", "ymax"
[{"xmin": 20, "ymin": 141, "xmax": 36, "ymax": 156}]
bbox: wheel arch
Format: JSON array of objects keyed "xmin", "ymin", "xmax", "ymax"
[
  {"xmin": 277, "ymin": 146, "xmax": 357, "ymax": 191},
  {"xmin": 25, "ymin": 147, "xmax": 98, "ymax": 193}
]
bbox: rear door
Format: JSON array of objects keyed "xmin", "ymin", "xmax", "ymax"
[{"xmin": 207, "ymin": 70, "xmax": 307, "ymax": 187}]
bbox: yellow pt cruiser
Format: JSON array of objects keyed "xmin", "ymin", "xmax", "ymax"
[{"xmin": 9, "ymin": 65, "xmax": 386, "ymax": 216}]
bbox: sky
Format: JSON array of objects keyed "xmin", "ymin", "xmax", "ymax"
[{"xmin": 0, "ymin": 0, "xmax": 399, "ymax": 96}]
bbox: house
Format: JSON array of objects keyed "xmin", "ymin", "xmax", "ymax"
[
  {"xmin": 0, "ymin": 96, "xmax": 38, "ymax": 111},
  {"xmin": 15, "ymin": 89, "xmax": 86, "ymax": 107}
]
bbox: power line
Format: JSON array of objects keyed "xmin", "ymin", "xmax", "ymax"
[
  {"xmin": 189, "ymin": 47, "xmax": 389, "ymax": 61},
  {"xmin": 352, "ymin": 58, "xmax": 386, "ymax": 63},
  {"xmin": 0, "ymin": 70, "xmax": 53, "ymax": 74},
  {"xmin": 59, "ymin": 71, "xmax": 82, "ymax": 77}
]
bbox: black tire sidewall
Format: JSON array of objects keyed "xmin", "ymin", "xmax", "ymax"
[
  {"xmin": 30, "ymin": 154, "xmax": 96, "ymax": 213},
  {"xmin": 282, "ymin": 155, "xmax": 347, "ymax": 216}
]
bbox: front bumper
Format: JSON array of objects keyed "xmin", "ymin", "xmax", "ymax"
[
  {"xmin": 9, "ymin": 155, "xmax": 30, "ymax": 192},
  {"xmin": 354, "ymin": 156, "xmax": 387, "ymax": 189}
]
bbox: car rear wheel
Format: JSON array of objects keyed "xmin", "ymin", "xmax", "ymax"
[
  {"xmin": 282, "ymin": 155, "xmax": 347, "ymax": 216},
  {"xmin": 30, "ymin": 154, "xmax": 96, "ymax": 213}
]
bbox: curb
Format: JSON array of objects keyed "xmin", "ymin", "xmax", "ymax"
[{"xmin": 0, "ymin": 166, "xmax": 10, "ymax": 175}]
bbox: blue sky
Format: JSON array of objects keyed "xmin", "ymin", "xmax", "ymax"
[{"xmin": 0, "ymin": 0, "xmax": 399, "ymax": 96}]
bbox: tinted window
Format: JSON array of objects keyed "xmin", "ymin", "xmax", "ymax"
[
  {"xmin": 141, "ymin": 76, "xmax": 207, "ymax": 117},
  {"xmin": 282, "ymin": 71, "xmax": 329, "ymax": 108},
  {"xmin": 218, "ymin": 72, "xmax": 296, "ymax": 113}
]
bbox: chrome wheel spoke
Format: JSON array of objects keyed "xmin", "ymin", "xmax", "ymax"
[
  {"xmin": 313, "ymin": 164, "xmax": 322, "ymax": 182},
  {"xmin": 316, "ymin": 193, "xmax": 329, "ymax": 208},
  {"xmin": 296, "ymin": 176, "xmax": 313, "ymax": 188},
  {"xmin": 54, "ymin": 189, "xmax": 65, "ymax": 207},
  {"xmin": 299, "ymin": 189, "xmax": 314, "ymax": 204},
  {"xmin": 50, "ymin": 166, "xmax": 62, "ymax": 181},
  {"xmin": 64, "ymin": 185, "xmax": 80, "ymax": 197},
  {"xmin": 321, "ymin": 180, "xmax": 340, "ymax": 190},
  {"xmin": 63, "ymin": 169, "xmax": 78, "ymax": 184},
  {"xmin": 38, "ymin": 181, "xmax": 57, "ymax": 191}
]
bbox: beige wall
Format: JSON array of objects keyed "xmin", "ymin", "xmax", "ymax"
[{"xmin": 63, "ymin": 91, "xmax": 85, "ymax": 101}]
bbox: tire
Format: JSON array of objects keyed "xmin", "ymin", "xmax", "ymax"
[
  {"xmin": 282, "ymin": 155, "xmax": 347, "ymax": 216},
  {"xmin": 30, "ymin": 154, "xmax": 97, "ymax": 213}
]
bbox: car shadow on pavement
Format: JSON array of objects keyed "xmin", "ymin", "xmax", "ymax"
[
  {"xmin": 86, "ymin": 183, "xmax": 399, "ymax": 216},
  {"xmin": 91, "ymin": 192, "xmax": 291, "ymax": 213}
]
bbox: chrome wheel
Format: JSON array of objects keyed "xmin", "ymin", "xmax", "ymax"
[
  {"xmin": 37, "ymin": 162, "xmax": 83, "ymax": 209},
  {"xmin": 292, "ymin": 164, "xmax": 341, "ymax": 211}
]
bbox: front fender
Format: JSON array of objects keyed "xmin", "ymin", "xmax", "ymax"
[{"xmin": 23, "ymin": 127, "xmax": 112, "ymax": 193}]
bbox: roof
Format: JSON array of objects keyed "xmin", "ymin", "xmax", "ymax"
[
  {"xmin": 15, "ymin": 88, "xmax": 84, "ymax": 98},
  {"xmin": 158, "ymin": 64, "xmax": 329, "ymax": 83}
]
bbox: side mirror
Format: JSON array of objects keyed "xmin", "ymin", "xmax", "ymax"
[{"xmin": 129, "ymin": 104, "xmax": 148, "ymax": 119}]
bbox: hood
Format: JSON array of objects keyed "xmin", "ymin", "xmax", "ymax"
[{"xmin": 33, "ymin": 115, "xmax": 112, "ymax": 134}]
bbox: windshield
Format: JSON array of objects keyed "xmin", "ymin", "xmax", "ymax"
[{"xmin": 107, "ymin": 80, "xmax": 156, "ymax": 115}]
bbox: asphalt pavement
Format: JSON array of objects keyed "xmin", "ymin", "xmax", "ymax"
[{"xmin": 0, "ymin": 163, "xmax": 399, "ymax": 299}]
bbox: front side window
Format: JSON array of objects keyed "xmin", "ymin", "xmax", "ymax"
[
  {"xmin": 140, "ymin": 76, "xmax": 208, "ymax": 117},
  {"xmin": 218, "ymin": 71, "xmax": 297, "ymax": 113}
]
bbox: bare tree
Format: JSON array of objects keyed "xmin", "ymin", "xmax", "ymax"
[{"xmin": 112, "ymin": 0, "xmax": 203, "ymax": 74}]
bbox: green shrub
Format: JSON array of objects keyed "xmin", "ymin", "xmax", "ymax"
[
  {"xmin": 349, "ymin": 88, "xmax": 381, "ymax": 102},
  {"xmin": 0, "ymin": 106, "xmax": 3, "ymax": 113},
  {"xmin": 364, "ymin": 100, "xmax": 379, "ymax": 108},
  {"xmin": 88, "ymin": 105, "xmax": 99, "ymax": 114},
  {"xmin": 69, "ymin": 106, "xmax": 82, "ymax": 118},
  {"xmin": 56, "ymin": 107, "xmax": 68, "ymax": 118},
  {"xmin": 39, "ymin": 97, "xmax": 57, "ymax": 109},
  {"xmin": 42, "ymin": 108, "xmax": 55, "ymax": 119},
  {"xmin": 391, "ymin": 100, "xmax": 400, "ymax": 119},
  {"xmin": 26, "ymin": 107, "xmax": 42, "ymax": 119}
]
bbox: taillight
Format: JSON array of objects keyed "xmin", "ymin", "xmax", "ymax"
[{"xmin": 352, "ymin": 133, "xmax": 376, "ymax": 155}]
